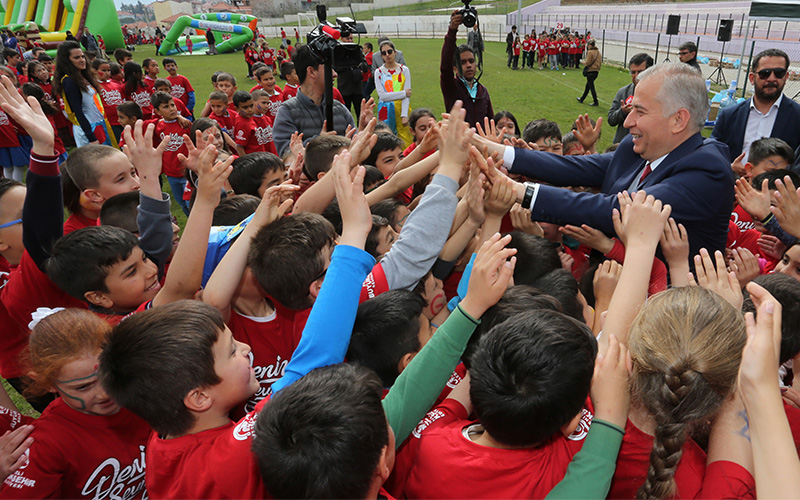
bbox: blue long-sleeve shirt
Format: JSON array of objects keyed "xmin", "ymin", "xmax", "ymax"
[
  {"xmin": 272, "ymin": 244, "xmax": 375, "ymax": 393},
  {"xmin": 186, "ymin": 91, "xmax": 196, "ymax": 113}
]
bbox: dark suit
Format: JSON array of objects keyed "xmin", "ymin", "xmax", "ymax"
[
  {"xmin": 711, "ymin": 95, "xmax": 800, "ymax": 161},
  {"xmin": 510, "ymin": 133, "xmax": 734, "ymax": 257}
]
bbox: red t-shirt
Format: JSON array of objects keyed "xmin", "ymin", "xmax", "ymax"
[
  {"xmin": 522, "ymin": 39, "xmax": 531, "ymax": 52},
  {"xmin": 538, "ymin": 40, "xmax": 547, "ymax": 55},
  {"xmin": 154, "ymin": 119, "xmax": 189, "ymax": 178},
  {"xmin": 280, "ymin": 83, "xmax": 299, "ymax": 102},
  {"xmin": 174, "ymin": 99, "xmax": 191, "ymax": 119},
  {"xmin": 547, "ymin": 41, "xmax": 559, "ymax": 55},
  {"xmin": 266, "ymin": 87, "xmax": 282, "ymax": 120},
  {"xmin": 0, "ymin": 397, "xmax": 150, "ymax": 499},
  {"xmin": 145, "ymin": 399, "xmax": 268, "ymax": 499},
  {"xmin": 261, "ymin": 49, "xmax": 275, "ymax": 67},
  {"xmin": 234, "ymin": 114, "xmax": 275, "ymax": 155},
  {"xmin": 98, "ymin": 80, "xmax": 125, "ymax": 127},
  {"xmin": 123, "ymin": 85, "xmax": 154, "ymax": 120},
  {"xmin": 785, "ymin": 400, "xmax": 800, "ymax": 453},
  {"xmin": 0, "ymin": 250, "xmax": 87, "ymax": 333},
  {"xmin": 608, "ymin": 418, "xmax": 706, "ymax": 499},
  {"xmin": 731, "ymin": 204, "xmax": 756, "ymax": 232},
  {"xmin": 391, "ymin": 398, "xmax": 593, "ymax": 499},
  {"xmin": 0, "ymin": 259, "xmax": 29, "ymax": 379},
  {"xmin": 0, "ymin": 109, "xmax": 20, "ymax": 148},
  {"xmin": 63, "ymin": 213, "xmax": 99, "ymax": 235},
  {"xmin": 209, "ymin": 110, "xmax": 235, "ymax": 136},
  {"xmin": 227, "ymin": 308, "xmax": 301, "ymax": 420}
]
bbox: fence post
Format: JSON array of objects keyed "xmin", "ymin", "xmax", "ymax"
[
  {"xmin": 602, "ymin": 29, "xmax": 605, "ymax": 62},
  {"xmin": 660, "ymin": 13, "xmax": 665, "ymax": 32},
  {"xmin": 740, "ymin": 13, "xmax": 745, "ymax": 37},
  {"xmin": 414, "ymin": 22, "xmax": 417, "ymax": 38},
  {"xmin": 704, "ymin": 14, "xmax": 709, "ymax": 35},
  {"xmin": 783, "ymin": 21, "xmax": 788, "ymax": 40},
  {"xmin": 751, "ymin": 20, "xmax": 756, "ymax": 38},
  {"xmin": 695, "ymin": 13, "xmax": 699, "ymax": 34},
  {"xmin": 655, "ymin": 32, "xmax": 660, "ymax": 64},
  {"xmin": 624, "ymin": 31, "xmax": 629, "ymax": 68},
  {"xmin": 741, "ymin": 40, "xmax": 755, "ymax": 98},
  {"xmin": 766, "ymin": 20, "xmax": 772, "ymax": 39}
]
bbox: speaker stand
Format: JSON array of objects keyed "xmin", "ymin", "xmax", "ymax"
[
  {"xmin": 664, "ymin": 35, "xmax": 671, "ymax": 62},
  {"xmin": 707, "ymin": 41, "xmax": 728, "ymax": 87}
]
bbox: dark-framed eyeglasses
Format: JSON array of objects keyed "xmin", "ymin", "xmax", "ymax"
[{"xmin": 756, "ymin": 68, "xmax": 787, "ymax": 79}]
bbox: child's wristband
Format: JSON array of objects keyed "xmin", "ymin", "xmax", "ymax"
[{"xmin": 761, "ymin": 213, "xmax": 774, "ymax": 225}]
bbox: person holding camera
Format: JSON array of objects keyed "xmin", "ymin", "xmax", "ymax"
[{"xmin": 442, "ymin": 11, "xmax": 493, "ymax": 128}]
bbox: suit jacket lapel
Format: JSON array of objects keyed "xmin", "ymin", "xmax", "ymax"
[
  {"xmin": 772, "ymin": 95, "xmax": 792, "ymax": 136},
  {"xmin": 639, "ymin": 133, "xmax": 705, "ymax": 188}
]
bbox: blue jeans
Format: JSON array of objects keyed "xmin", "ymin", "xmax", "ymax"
[{"xmin": 166, "ymin": 175, "xmax": 190, "ymax": 215}]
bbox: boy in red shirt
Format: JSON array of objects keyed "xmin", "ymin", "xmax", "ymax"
[
  {"xmin": 252, "ymin": 67, "xmax": 282, "ymax": 120},
  {"xmin": 260, "ymin": 42, "xmax": 275, "ymax": 71},
  {"xmin": 152, "ymin": 79, "xmax": 192, "ymax": 119},
  {"xmin": 150, "ymin": 91, "xmax": 191, "ymax": 214},
  {"xmin": 233, "ymin": 91, "xmax": 275, "ymax": 156},
  {"xmin": 251, "ymin": 89, "xmax": 277, "ymax": 154},
  {"xmin": 162, "ymin": 57, "xmax": 196, "ymax": 115},
  {"xmin": 279, "ymin": 62, "xmax": 299, "ymax": 101},
  {"xmin": 215, "ymin": 72, "xmax": 238, "ymax": 111},
  {"xmin": 521, "ymin": 34, "xmax": 531, "ymax": 69}
]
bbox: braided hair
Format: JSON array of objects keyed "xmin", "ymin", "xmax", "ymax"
[{"xmin": 628, "ymin": 287, "xmax": 746, "ymax": 499}]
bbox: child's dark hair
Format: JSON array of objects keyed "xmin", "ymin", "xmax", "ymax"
[
  {"xmin": 91, "ymin": 58, "xmax": 109, "ymax": 71},
  {"xmin": 0, "ymin": 178, "xmax": 24, "ymax": 202},
  {"xmin": 370, "ymin": 199, "xmax": 406, "ymax": 229},
  {"xmin": 37, "ymin": 53, "xmax": 53, "ymax": 63},
  {"xmin": 251, "ymin": 89, "xmax": 268, "ymax": 101},
  {"xmin": 141, "ymin": 58, "xmax": 155, "ymax": 72},
  {"xmin": 46, "ymin": 226, "xmax": 140, "ymax": 301},
  {"xmin": 742, "ymin": 273, "xmax": 800, "ymax": 364},
  {"xmin": 279, "ymin": 61, "xmax": 294, "ymax": 81},
  {"xmin": 109, "ymin": 61, "xmax": 122, "ymax": 77},
  {"xmin": 60, "ymin": 145, "xmax": 124, "ymax": 214},
  {"xmin": 304, "ymin": 135, "xmax": 351, "ymax": 181},
  {"xmin": 470, "ymin": 309, "xmax": 596, "ymax": 447},
  {"xmin": 113, "ymin": 48, "xmax": 132, "ymax": 64},
  {"xmin": 321, "ymin": 199, "xmax": 343, "ymax": 235},
  {"xmin": 99, "ymin": 191, "xmax": 140, "ymax": 234},
  {"xmin": 211, "ymin": 71, "xmax": 223, "ymax": 84},
  {"xmin": 162, "ymin": 57, "xmax": 177, "ymax": 67},
  {"xmin": 190, "ymin": 117, "xmax": 226, "ymax": 150},
  {"xmin": 748, "ymin": 137, "xmax": 795, "ymax": 166},
  {"xmin": 251, "ymin": 62, "xmax": 267, "ymax": 74},
  {"xmin": 248, "ymin": 213, "xmax": 337, "ymax": 310},
  {"xmin": 123, "ymin": 61, "xmax": 145, "ymax": 95},
  {"xmin": 208, "ymin": 90, "xmax": 228, "ymax": 104},
  {"xmin": 99, "ymin": 300, "xmax": 225, "ymax": 436},
  {"xmin": 507, "ymin": 231, "xmax": 561, "ymax": 286},
  {"xmin": 365, "ymin": 215, "xmax": 391, "ymax": 258},
  {"xmin": 408, "ymin": 108, "xmax": 434, "ymax": 131},
  {"xmin": 494, "ymin": 110, "xmax": 520, "ymax": 137},
  {"xmin": 254, "ymin": 66, "xmax": 273, "ymax": 80},
  {"xmin": 25, "ymin": 60, "xmax": 48, "ymax": 85},
  {"xmin": 232, "ymin": 90, "xmax": 252, "ymax": 107},
  {"xmin": 213, "ymin": 194, "xmax": 260, "ymax": 226},
  {"xmin": 752, "ymin": 168, "xmax": 800, "ymax": 191},
  {"xmin": 522, "ymin": 119, "xmax": 562, "ymax": 144},
  {"xmin": 364, "ymin": 133, "xmax": 404, "ymax": 168},
  {"xmin": 229, "ymin": 152, "xmax": 284, "ymax": 197},
  {"xmin": 153, "ymin": 77, "xmax": 171, "ymax": 90},
  {"xmin": 348, "ymin": 289, "xmax": 426, "ymax": 386},
  {"xmin": 150, "ymin": 90, "xmax": 173, "ymax": 109},
  {"xmin": 21, "ymin": 83, "xmax": 58, "ymax": 115},
  {"xmin": 117, "ymin": 101, "xmax": 143, "ymax": 120},
  {"xmin": 216, "ymin": 72, "xmax": 236, "ymax": 87},
  {"xmin": 531, "ymin": 269, "xmax": 586, "ymax": 323},
  {"xmin": 363, "ymin": 166, "xmax": 385, "ymax": 192},
  {"xmin": 253, "ymin": 363, "xmax": 388, "ymax": 499},
  {"xmin": 2, "ymin": 48, "xmax": 18, "ymax": 61},
  {"xmin": 562, "ymin": 131, "xmax": 580, "ymax": 153},
  {"xmin": 464, "ymin": 285, "xmax": 562, "ymax": 369}
]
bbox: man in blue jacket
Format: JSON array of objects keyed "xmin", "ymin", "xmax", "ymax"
[
  {"xmin": 474, "ymin": 62, "xmax": 733, "ymax": 259},
  {"xmin": 711, "ymin": 48, "xmax": 800, "ymax": 163}
]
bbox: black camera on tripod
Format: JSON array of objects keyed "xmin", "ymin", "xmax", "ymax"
[
  {"xmin": 306, "ymin": 5, "xmax": 366, "ymax": 68},
  {"xmin": 458, "ymin": 0, "xmax": 478, "ymax": 27}
]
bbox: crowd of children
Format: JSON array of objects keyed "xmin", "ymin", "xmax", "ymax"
[
  {"xmin": 509, "ymin": 30, "xmax": 588, "ymax": 71},
  {"xmin": 2, "ymin": 32, "xmax": 800, "ymax": 500}
]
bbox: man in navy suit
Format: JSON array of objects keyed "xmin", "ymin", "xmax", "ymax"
[
  {"xmin": 711, "ymin": 49, "xmax": 800, "ymax": 163},
  {"xmin": 475, "ymin": 63, "xmax": 733, "ymax": 258}
]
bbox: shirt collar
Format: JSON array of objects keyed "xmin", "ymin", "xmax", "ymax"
[
  {"xmin": 648, "ymin": 153, "xmax": 669, "ymax": 172},
  {"xmin": 750, "ymin": 96, "xmax": 782, "ymax": 111}
]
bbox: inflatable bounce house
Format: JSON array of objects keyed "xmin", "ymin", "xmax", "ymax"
[
  {"xmin": 159, "ymin": 12, "xmax": 256, "ymax": 56},
  {"xmin": 0, "ymin": 0, "xmax": 124, "ymax": 54}
]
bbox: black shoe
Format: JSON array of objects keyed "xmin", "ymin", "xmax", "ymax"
[
  {"xmin": 576, "ymin": 97, "xmax": 584, "ymax": 103},
  {"xmin": 589, "ymin": 101, "xmax": 599, "ymax": 106}
]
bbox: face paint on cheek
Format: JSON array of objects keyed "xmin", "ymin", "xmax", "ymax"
[
  {"xmin": 428, "ymin": 292, "xmax": 446, "ymax": 317},
  {"xmin": 54, "ymin": 367, "xmax": 98, "ymax": 410}
]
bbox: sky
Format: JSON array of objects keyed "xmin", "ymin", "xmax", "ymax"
[{"xmin": 114, "ymin": 0, "xmax": 157, "ymax": 10}]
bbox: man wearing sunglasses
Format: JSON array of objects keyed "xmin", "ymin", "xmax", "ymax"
[
  {"xmin": 711, "ymin": 48, "xmax": 800, "ymax": 162},
  {"xmin": 678, "ymin": 41, "xmax": 701, "ymax": 72}
]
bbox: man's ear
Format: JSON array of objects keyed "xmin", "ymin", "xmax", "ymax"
[
  {"xmin": 84, "ymin": 290, "xmax": 114, "ymax": 310},
  {"xmin": 184, "ymin": 387, "xmax": 213, "ymax": 413},
  {"xmin": 749, "ymin": 72, "xmax": 756, "ymax": 86},
  {"xmin": 671, "ymin": 108, "xmax": 691, "ymax": 135}
]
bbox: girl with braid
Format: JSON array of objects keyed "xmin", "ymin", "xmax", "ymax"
[{"xmin": 607, "ymin": 286, "xmax": 749, "ymax": 499}]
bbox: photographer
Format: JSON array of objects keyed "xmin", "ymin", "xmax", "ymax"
[
  {"xmin": 273, "ymin": 44, "xmax": 355, "ymax": 155},
  {"xmin": 336, "ymin": 30, "xmax": 369, "ymax": 123},
  {"xmin": 441, "ymin": 11, "xmax": 493, "ymax": 127}
]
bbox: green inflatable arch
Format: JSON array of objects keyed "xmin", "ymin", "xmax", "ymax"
[{"xmin": 159, "ymin": 12, "xmax": 256, "ymax": 56}]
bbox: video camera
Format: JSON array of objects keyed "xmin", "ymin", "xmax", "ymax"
[
  {"xmin": 306, "ymin": 5, "xmax": 366, "ymax": 68},
  {"xmin": 458, "ymin": 0, "xmax": 478, "ymax": 28}
]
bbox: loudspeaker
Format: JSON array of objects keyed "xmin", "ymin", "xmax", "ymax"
[
  {"xmin": 666, "ymin": 15, "xmax": 680, "ymax": 35},
  {"xmin": 718, "ymin": 19, "xmax": 733, "ymax": 42}
]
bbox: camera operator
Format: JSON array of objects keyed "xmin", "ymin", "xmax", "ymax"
[
  {"xmin": 336, "ymin": 30, "xmax": 369, "ymax": 123},
  {"xmin": 442, "ymin": 11, "xmax": 493, "ymax": 127},
  {"xmin": 272, "ymin": 44, "xmax": 355, "ymax": 155}
]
